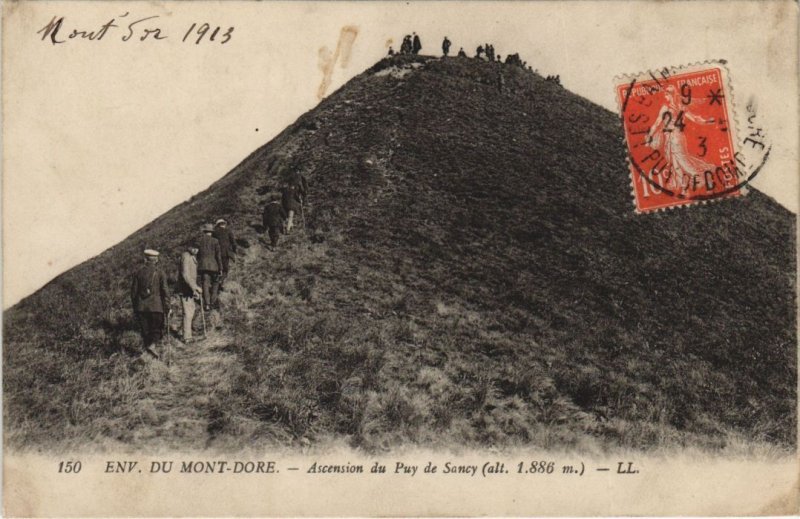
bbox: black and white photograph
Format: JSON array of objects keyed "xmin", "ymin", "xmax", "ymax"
[{"xmin": 3, "ymin": 1, "xmax": 798, "ymax": 515}]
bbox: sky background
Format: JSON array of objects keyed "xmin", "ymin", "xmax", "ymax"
[{"xmin": 4, "ymin": 1, "xmax": 798, "ymax": 308}]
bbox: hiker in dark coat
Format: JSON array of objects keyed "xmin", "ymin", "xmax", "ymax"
[
  {"xmin": 457, "ymin": 47, "xmax": 467, "ymax": 57},
  {"xmin": 212, "ymin": 218, "xmax": 237, "ymax": 291},
  {"xmin": 442, "ymin": 36, "xmax": 451, "ymax": 56},
  {"xmin": 412, "ymin": 33, "xmax": 421, "ymax": 54},
  {"xmin": 197, "ymin": 223, "xmax": 222, "ymax": 310},
  {"xmin": 262, "ymin": 199, "xmax": 288, "ymax": 249},
  {"xmin": 476, "ymin": 45, "xmax": 484, "ymax": 59},
  {"xmin": 388, "ymin": 46, "xmax": 395, "ymax": 56},
  {"xmin": 281, "ymin": 184, "xmax": 302, "ymax": 233},
  {"xmin": 288, "ymin": 170, "xmax": 309, "ymax": 205},
  {"xmin": 131, "ymin": 249, "xmax": 170, "ymax": 356}
]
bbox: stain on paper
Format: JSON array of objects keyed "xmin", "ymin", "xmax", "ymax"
[{"xmin": 317, "ymin": 25, "xmax": 358, "ymax": 100}]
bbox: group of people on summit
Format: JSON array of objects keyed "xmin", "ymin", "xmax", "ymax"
[
  {"xmin": 545, "ymin": 75, "xmax": 561, "ymax": 85},
  {"xmin": 130, "ymin": 170, "xmax": 309, "ymax": 358},
  {"xmin": 392, "ymin": 32, "xmax": 422, "ymax": 55},
  {"xmin": 389, "ymin": 34, "xmax": 543, "ymax": 77}
]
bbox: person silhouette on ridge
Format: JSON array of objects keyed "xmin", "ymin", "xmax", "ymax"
[
  {"xmin": 412, "ymin": 32, "xmax": 421, "ymax": 54},
  {"xmin": 442, "ymin": 36, "xmax": 451, "ymax": 56}
]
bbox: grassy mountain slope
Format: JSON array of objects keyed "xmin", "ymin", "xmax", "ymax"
[{"xmin": 4, "ymin": 55, "xmax": 796, "ymax": 452}]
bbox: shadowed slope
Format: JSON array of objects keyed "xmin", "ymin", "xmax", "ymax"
[{"xmin": 4, "ymin": 55, "xmax": 795, "ymax": 451}]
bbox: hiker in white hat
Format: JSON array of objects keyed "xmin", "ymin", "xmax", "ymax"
[{"xmin": 130, "ymin": 249, "xmax": 169, "ymax": 357}]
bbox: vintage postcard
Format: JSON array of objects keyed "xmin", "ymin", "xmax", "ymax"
[{"xmin": 3, "ymin": 0, "xmax": 798, "ymax": 516}]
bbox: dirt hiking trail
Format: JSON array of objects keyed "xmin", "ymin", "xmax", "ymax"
[{"xmin": 132, "ymin": 226, "xmax": 308, "ymax": 449}]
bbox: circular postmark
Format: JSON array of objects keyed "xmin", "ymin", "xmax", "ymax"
[{"xmin": 615, "ymin": 62, "xmax": 770, "ymax": 212}]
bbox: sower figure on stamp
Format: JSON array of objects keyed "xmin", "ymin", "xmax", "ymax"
[
  {"xmin": 646, "ymin": 84, "xmax": 716, "ymax": 194},
  {"xmin": 212, "ymin": 218, "xmax": 237, "ymax": 291},
  {"xmin": 262, "ymin": 197, "xmax": 287, "ymax": 249},
  {"xmin": 178, "ymin": 244, "xmax": 202, "ymax": 343},
  {"xmin": 130, "ymin": 249, "xmax": 169, "ymax": 358},
  {"xmin": 197, "ymin": 223, "xmax": 222, "ymax": 311}
]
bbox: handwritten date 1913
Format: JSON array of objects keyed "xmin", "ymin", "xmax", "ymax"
[{"xmin": 37, "ymin": 14, "xmax": 234, "ymax": 45}]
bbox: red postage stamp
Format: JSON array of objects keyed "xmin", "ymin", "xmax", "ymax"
[{"xmin": 615, "ymin": 63, "xmax": 741, "ymax": 213}]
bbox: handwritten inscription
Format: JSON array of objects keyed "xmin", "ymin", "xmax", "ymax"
[{"xmin": 36, "ymin": 14, "xmax": 234, "ymax": 45}]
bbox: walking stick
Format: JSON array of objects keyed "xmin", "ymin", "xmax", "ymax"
[
  {"xmin": 164, "ymin": 306, "xmax": 172, "ymax": 367},
  {"xmin": 199, "ymin": 294, "xmax": 208, "ymax": 337}
]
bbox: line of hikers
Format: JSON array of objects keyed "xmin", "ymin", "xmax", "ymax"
[
  {"xmin": 130, "ymin": 170, "xmax": 309, "ymax": 358},
  {"xmin": 262, "ymin": 170, "xmax": 308, "ymax": 249},
  {"xmin": 388, "ymin": 35, "xmax": 540, "ymax": 75}
]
